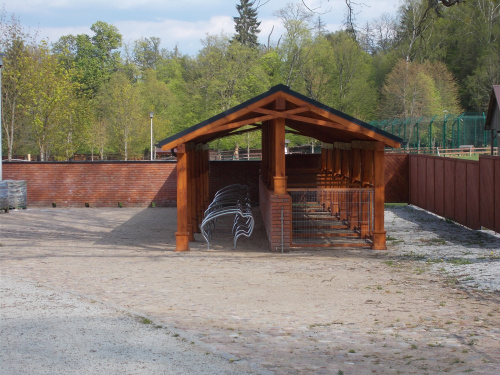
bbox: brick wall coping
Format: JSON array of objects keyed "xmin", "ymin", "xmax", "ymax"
[{"xmin": 2, "ymin": 160, "xmax": 176, "ymax": 165}]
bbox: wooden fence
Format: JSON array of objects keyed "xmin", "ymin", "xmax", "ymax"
[{"xmin": 409, "ymin": 154, "xmax": 500, "ymax": 232}]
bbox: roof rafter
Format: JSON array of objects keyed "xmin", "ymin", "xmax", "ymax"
[{"xmin": 158, "ymin": 84, "xmax": 403, "ymax": 150}]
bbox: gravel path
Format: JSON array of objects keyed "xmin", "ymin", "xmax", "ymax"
[
  {"xmin": 1, "ymin": 206, "xmax": 499, "ymax": 374},
  {"xmin": 0, "ymin": 277, "xmax": 263, "ymax": 375},
  {"xmin": 386, "ymin": 205, "xmax": 500, "ymax": 292}
]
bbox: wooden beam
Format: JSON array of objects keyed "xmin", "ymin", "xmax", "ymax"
[
  {"xmin": 278, "ymin": 93, "xmax": 402, "ymax": 148},
  {"xmin": 160, "ymin": 91, "xmax": 285, "ymax": 150},
  {"xmin": 253, "ymin": 106, "xmax": 310, "ymax": 117},
  {"xmin": 226, "ymin": 125, "xmax": 261, "ymax": 137},
  {"xmin": 273, "ymin": 117, "xmax": 287, "ymax": 194},
  {"xmin": 361, "ymin": 149, "xmax": 373, "ymax": 187},
  {"xmin": 352, "ymin": 140, "xmax": 385, "ymax": 151},
  {"xmin": 275, "ymin": 97, "xmax": 286, "ymax": 110},
  {"xmin": 175, "ymin": 144, "xmax": 190, "ymax": 251},
  {"xmin": 372, "ymin": 142, "xmax": 386, "ymax": 250},
  {"xmin": 334, "ymin": 142, "xmax": 352, "ymax": 150},
  {"xmin": 187, "ymin": 146, "xmax": 195, "ymax": 241},
  {"xmin": 351, "ymin": 148, "xmax": 361, "ymax": 183}
]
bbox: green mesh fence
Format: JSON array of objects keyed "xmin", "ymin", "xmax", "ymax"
[{"xmin": 369, "ymin": 112, "xmax": 497, "ymax": 150}]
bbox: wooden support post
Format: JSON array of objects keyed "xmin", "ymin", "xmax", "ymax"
[
  {"xmin": 334, "ymin": 148, "xmax": 341, "ymax": 176},
  {"xmin": 204, "ymin": 147, "xmax": 210, "ymax": 212},
  {"xmin": 341, "ymin": 149, "xmax": 350, "ymax": 180},
  {"xmin": 321, "ymin": 148, "xmax": 327, "ymax": 172},
  {"xmin": 361, "ymin": 149, "xmax": 374, "ymax": 187},
  {"xmin": 372, "ymin": 142, "xmax": 386, "ymax": 250},
  {"xmin": 352, "ymin": 148, "xmax": 361, "ymax": 184},
  {"xmin": 187, "ymin": 146, "xmax": 195, "ymax": 241},
  {"xmin": 360, "ymin": 149, "xmax": 373, "ymax": 239},
  {"xmin": 175, "ymin": 144, "xmax": 190, "ymax": 251},
  {"xmin": 195, "ymin": 145, "xmax": 203, "ymax": 232},
  {"xmin": 261, "ymin": 121, "xmax": 272, "ymax": 189},
  {"xmin": 349, "ymin": 190, "xmax": 358, "ymax": 231},
  {"xmin": 273, "ymin": 117, "xmax": 287, "ymax": 195},
  {"xmin": 331, "ymin": 189, "xmax": 339, "ymax": 218}
]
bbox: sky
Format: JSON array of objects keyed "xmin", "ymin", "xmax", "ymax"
[{"xmin": 1, "ymin": 0, "xmax": 402, "ymax": 56}]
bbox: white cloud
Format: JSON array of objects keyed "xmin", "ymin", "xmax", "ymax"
[
  {"xmin": 4, "ymin": 0, "xmax": 402, "ymax": 55},
  {"xmin": 116, "ymin": 16, "xmax": 234, "ymax": 52}
]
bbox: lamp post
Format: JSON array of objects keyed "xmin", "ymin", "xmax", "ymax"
[
  {"xmin": 0, "ymin": 52, "xmax": 4, "ymax": 181},
  {"xmin": 149, "ymin": 111, "xmax": 154, "ymax": 161}
]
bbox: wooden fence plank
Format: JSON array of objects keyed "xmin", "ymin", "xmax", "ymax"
[
  {"xmin": 434, "ymin": 158, "xmax": 445, "ymax": 217},
  {"xmin": 466, "ymin": 162, "xmax": 480, "ymax": 230},
  {"xmin": 454, "ymin": 161, "xmax": 467, "ymax": 226},
  {"xmin": 495, "ymin": 158, "xmax": 500, "ymax": 233},
  {"xmin": 426, "ymin": 157, "xmax": 435, "ymax": 213},
  {"xmin": 479, "ymin": 157, "xmax": 495, "ymax": 230},
  {"xmin": 443, "ymin": 159, "xmax": 456, "ymax": 220},
  {"xmin": 417, "ymin": 156, "xmax": 427, "ymax": 209},
  {"xmin": 409, "ymin": 155, "xmax": 419, "ymax": 205}
]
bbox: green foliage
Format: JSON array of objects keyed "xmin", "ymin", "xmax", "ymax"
[
  {"xmin": 2, "ymin": 0, "xmax": 498, "ymax": 160},
  {"xmin": 96, "ymin": 71, "xmax": 141, "ymax": 160},
  {"xmin": 22, "ymin": 42, "xmax": 80, "ymax": 160},
  {"xmin": 53, "ymin": 21, "xmax": 122, "ymax": 98},
  {"xmin": 380, "ymin": 59, "xmax": 461, "ymax": 119},
  {"xmin": 233, "ymin": 0, "xmax": 261, "ymax": 48}
]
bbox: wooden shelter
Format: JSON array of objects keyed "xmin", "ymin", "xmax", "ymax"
[{"xmin": 158, "ymin": 85, "xmax": 402, "ymax": 252}]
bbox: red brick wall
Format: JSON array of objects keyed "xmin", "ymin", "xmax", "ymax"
[
  {"xmin": 259, "ymin": 176, "xmax": 292, "ymax": 251},
  {"xmin": 3, "ymin": 161, "xmax": 177, "ymax": 207},
  {"xmin": 3, "ymin": 154, "xmax": 411, "ymax": 209}
]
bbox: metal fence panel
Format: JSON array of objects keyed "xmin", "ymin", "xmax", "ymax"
[{"xmin": 288, "ymin": 188, "xmax": 373, "ymax": 247}]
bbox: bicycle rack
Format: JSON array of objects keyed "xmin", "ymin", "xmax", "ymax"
[{"xmin": 200, "ymin": 184, "xmax": 254, "ymax": 250}]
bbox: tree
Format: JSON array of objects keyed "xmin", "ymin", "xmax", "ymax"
[
  {"xmin": 53, "ymin": 21, "xmax": 122, "ymax": 98},
  {"xmin": 138, "ymin": 69, "xmax": 171, "ymax": 151},
  {"xmin": 22, "ymin": 42, "xmax": 79, "ymax": 161},
  {"xmin": 195, "ymin": 34, "xmax": 268, "ymax": 116},
  {"xmin": 380, "ymin": 59, "xmax": 461, "ymax": 119},
  {"xmin": 133, "ymin": 37, "xmax": 163, "ymax": 71},
  {"xmin": 0, "ymin": 13, "xmax": 35, "ymax": 160},
  {"xmin": 274, "ymin": 3, "xmax": 313, "ymax": 88},
  {"xmin": 233, "ymin": 0, "xmax": 261, "ymax": 48},
  {"xmin": 97, "ymin": 72, "xmax": 141, "ymax": 160}
]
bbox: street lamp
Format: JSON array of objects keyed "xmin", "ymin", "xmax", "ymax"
[
  {"xmin": 149, "ymin": 112, "xmax": 154, "ymax": 161},
  {"xmin": 0, "ymin": 52, "xmax": 4, "ymax": 181}
]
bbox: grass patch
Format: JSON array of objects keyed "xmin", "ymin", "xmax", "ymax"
[
  {"xmin": 419, "ymin": 238, "xmax": 446, "ymax": 246},
  {"xmin": 428, "ymin": 342, "xmax": 443, "ymax": 347},
  {"xmin": 404, "ymin": 251, "xmax": 426, "ymax": 260},
  {"xmin": 139, "ymin": 317, "xmax": 153, "ymax": 325},
  {"xmin": 449, "ymin": 258, "xmax": 473, "ymax": 265}
]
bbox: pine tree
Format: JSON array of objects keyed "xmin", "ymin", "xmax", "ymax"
[{"xmin": 233, "ymin": 0, "xmax": 261, "ymax": 48}]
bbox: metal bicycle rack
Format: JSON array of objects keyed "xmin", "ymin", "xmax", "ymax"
[{"xmin": 200, "ymin": 184, "xmax": 255, "ymax": 250}]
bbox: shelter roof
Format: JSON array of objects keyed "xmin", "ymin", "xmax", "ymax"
[
  {"xmin": 158, "ymin": 84, "xmax": 403, "ymax": 150},
  {"xmin": 485, "ymin": 85, "xmax": 500, "ymax": 130}
]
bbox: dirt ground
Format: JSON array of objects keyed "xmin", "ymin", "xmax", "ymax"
[{"xmin": 1, "ymin": 206, "xmax": 499, "ymax": 374}]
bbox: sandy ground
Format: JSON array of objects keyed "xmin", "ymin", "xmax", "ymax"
[{"xmin": 1, "ymin": 205, "xmax": 499, "ymax": 374}]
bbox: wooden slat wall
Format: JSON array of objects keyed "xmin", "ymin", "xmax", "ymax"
[
  {"xmin": 384, "ymin": 154, "xmax": 409, "ymax": 203},
  {"xmin": 409, "ymin": 155, "xmax": 500, "ymax": 232},
  {"xmin": 479, "ymin": 156, "xmax": 500, "ymax": 233}
]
